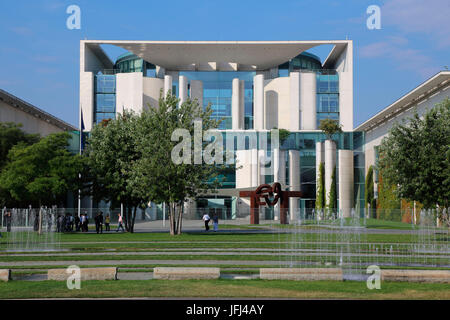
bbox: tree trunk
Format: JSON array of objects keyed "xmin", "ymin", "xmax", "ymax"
[
  {"xmin": 169, "ymin": 202, "xmax": 175, "ymax": 235},
  {"xmin": 176, "ymin": 203, "xmax": 183, "ymax": 235},
  {"xmin": 128, "ymin": 206, "xmax": 133, "ymax": 232},
  {"xmin": 123, "ymin": 203, "xmax": 128, "ymax": 231},
  {"xmin": 131, "ymin": 206, "xmax": 137, "ymax": 233}
]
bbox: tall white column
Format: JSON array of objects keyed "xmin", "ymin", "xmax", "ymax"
[
  {"xmin": 164, "ymin": 75, "xmax": 173, "ymax": 97},
  {"xmin": 251, "ymin": 148, "xmax": 258, "ymax": 187},
  {"xmin": 289, "ymin": 72, "xmax": 301, "ymax": 131},
  {"xmin": 179, "ymin": 75, "xmax": 188, "ymax": 105},
  {"xmin": 300, "ymin": 71, "xmax": 317, "ymax": 130},
  {"xmin": 232, "ymin": 78, "xmax": 241, "ymax": 130},
  {"xmin": 258, "ymin": 149, "xmax": 266, "ymax": 186},
  {"xmin": 289, "ymin": 150, "xmax": 301, "ymax": 222},
  {"xmin": 324, "ymin": 140, "xmax": 336, "ymax": 207},
  {"xmin": 253, "ymin": 74, "xmax": 264, "ymax": 130},
  {"xmin": 190, "ymin": 80, "xmax": 203, "ymax": 109},
  {"xmin": 274, "ymin": 149, "xmax": 286, "ymax": 220},
  {"xmin": 316, "ymin": 141, "xmax": 324, "ymax": 183},
  {"xmin": 339, "ymin": 150, "xmax": 354, "ymax": 218}
]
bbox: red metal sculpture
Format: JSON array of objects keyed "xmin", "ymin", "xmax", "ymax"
[{"xmin": 239, "ymin": 182, "xmax": 303, "ymax": 224}]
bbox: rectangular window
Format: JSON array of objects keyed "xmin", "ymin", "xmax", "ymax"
[{"xmin": 94, "ymin": 75, "xmax": 116, "ymax": 124}]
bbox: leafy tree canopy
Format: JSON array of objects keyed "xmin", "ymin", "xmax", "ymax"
[
  {"xmin": 377, "ymin": 98, "xmax": 450, "ymax": 211},
  {"xmin": 319, "ymin": 119, "xmax": 342, "ymax": 140},
  {"xmin": 0, "ymin": 132, "xmax": 84, "ymax": 207},
  {"xmin": 0, "ymin": 122, "xmax": 39, "ymax": 169}
]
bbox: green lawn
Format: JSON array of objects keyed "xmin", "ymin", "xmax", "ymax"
[{"xmin": 0, "ymin": 279, "xmax": 448, "ymax": 299}]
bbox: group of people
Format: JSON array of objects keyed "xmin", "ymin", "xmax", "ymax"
[
  {"xmin": 91, "ymin": 211, "xmax": 125, "ymax": 234},
  {"xmin": 1, "ymin": 210, "xmax": 126, "ymax": 235},
  {"xmin": 202, "ymin": 212, "xmax": 219, "ymax": 232}
]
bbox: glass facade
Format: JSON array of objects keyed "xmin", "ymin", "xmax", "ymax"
[
  {"xmin": 179, "ymin": 71, "xmax": 255, "ymax": 130},
  {"xmin": 278, "ymin": 52, "xmax": 322, "ymax": 76},
  {"xmin": 114, "ymin": 52, "xmax": 156, "ymax": 77},
  {"xmin": 94, "ymin": 75, "xmax": 116, "ymax": 124},
  {"xmin": 316, "ymin": 71, "xmax": 339, "ymax": 128},
  {"xmin": 211, "ymin": 131, "xmax": 364, "ymax": 212}
]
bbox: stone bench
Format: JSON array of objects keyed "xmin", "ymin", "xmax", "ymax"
[
  {"xmin": 0, "ymin": 269, "xmax": 11, "ymax": 282},
  {"xmin": 48, "ymin": 267, "xmax": 117, "ymax": 281},
  {"xmin": 382, "ymin": 269, "xmax": 450, "ymax": 283},
  {"xmin": 260, "ymin": 268, "xmax": 343, "ymax": 281},
  {"xmin": 153, "ymin": 267, "xmax": 220, "ymax": 280}
]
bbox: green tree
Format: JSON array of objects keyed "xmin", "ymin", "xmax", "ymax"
[
  {"xmin": 378, "ymin": 98, "xmax": 450, "ymax": 223},
  {"xmin": 319, "ymin": 118, "xmax": 342, "ymax": 140},
  {"xmin": 0, "ymin": 132, "xmax": 84, "ymax": 207},
  {"xmin": 131, "ymin": 91, "xmax": 227, "ymax": 235},
  {"xmin": 271, "ymin": 127, "xmax": 291, "ymax": 145},
  {"xmin": 85, "ymin": 111, "xmax": 143, "ymax": 232},
  {"xmin": 315, "ymin": 162, "xmax": 325, "ymax": 212},
  {"xmin": 377, "ymin": 170, "xmax": 401, "ymax": 221},
  {"xmin": 0, "ymin": 122, "xmax": 39, "ymax": 169},
  {"xmin": 365, "ymin": 165, "xmax": 376, "ymax": 218}
]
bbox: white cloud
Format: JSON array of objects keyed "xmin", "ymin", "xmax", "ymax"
[{"xmin": 358, "ymin": 36, "xmax": 440, "ymax": 78}]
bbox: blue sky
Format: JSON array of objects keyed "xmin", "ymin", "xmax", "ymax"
[{"xmin": 0, "ymin": 0, "xmax": 448, "ymax": 128}]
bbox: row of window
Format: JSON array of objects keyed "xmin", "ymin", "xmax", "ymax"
[{"xmin": 93, "ymin": 72, "xmax": 339, "ymax": 128}]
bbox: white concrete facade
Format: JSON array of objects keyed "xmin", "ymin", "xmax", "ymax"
[
  {"xmin": 338, "ymin": 150, "xmax": 354, "ymax": 218},
  {"xmin": 79, "ymin": 40, "xmax": 355, "ymax": 219},
  {"xmin": 300, "ymin": 71, "xmax": 317, "ymax": 130}
]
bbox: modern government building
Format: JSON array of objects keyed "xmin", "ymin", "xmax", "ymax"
[{"xmin": 78, "ymin": 40, "xmax": 450, "ymax": 221}]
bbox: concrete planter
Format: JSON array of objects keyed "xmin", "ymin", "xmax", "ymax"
[
  {"xmin": 0, "ymin": 269, "xmax": 11, "ymax": 282},
  {"xmin": 260, "ymin": 268, "xmax": 343, "ymax": 281},
  {"xmin": 48, "ymin": 267, "xmax": 117, "ymax": 281},
  {"xmin": 153, "ymin": 267, "xmax": 220, "ymax": 280},
  {"xmin": 382, "ymin": 269, "xmax": 450, "ymax": 283}
]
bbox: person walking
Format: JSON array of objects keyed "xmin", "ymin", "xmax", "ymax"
[
  {"xmin": 84, "ymin": 214, "xmax": 89, "ymax": 232},
  {"xmin": 95, "ymin": 211, "xmax": 103, "ymax": 234},
  {"xmin": 5, "ymin": 211, "xmax": 12, "ymax": 232},
  {"xmin": 79, "ymin": 214, "xmax": 85, "ymax": 232},
  {"xmin": 202, "ymin": 212, "xmax": 211, "ymax": 231},
  {"xmin": 116, "ymin": 213, "xmax": 125, "ymax": 232},
  {"xmin": 212, "ymin": 213, "xmax": 219, "ymax": 232},
  {"xmin": 75, "ymin": 214, "xmax": 80, "ymax": 232},
  {"xmin": 105, "ymin": 214, "xmax": 110, "ymax": 232}
]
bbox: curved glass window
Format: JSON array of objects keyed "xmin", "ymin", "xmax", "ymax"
[
  {"xmin": 278, "ymin": 52, "xmax": 322, "ymax": 77},
  {"xmin": 114, "ymin": 53, "xmax": 155, "ymax": 76}
]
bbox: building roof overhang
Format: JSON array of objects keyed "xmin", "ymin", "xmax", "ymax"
[
  {"xmin": 0, "ymin": 89, "xmax": 77, "ymax": 131},
  {"xmin": 355, "ymin": 71, "xmax": 450, "ymax": 132},
  {"xmin": 82, "ymin": 40, "xmax": 351, "ymax": 71}
]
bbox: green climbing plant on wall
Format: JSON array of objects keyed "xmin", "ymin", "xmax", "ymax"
[
  {"xmin": 327, "ymin": 165, "xmax": 337, "ymax": 217},
  {"xmin": 365, "ymin": 165, "xmax": 377, "ymax": 218},
  {"xmin": 316, "ymin": 162, "xmax": 325, "ymax": 213},
  {"xmin": 377, "ymin": 169, "xmax": 401, "ymax": 221}
]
